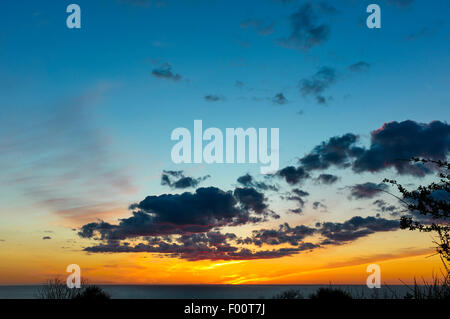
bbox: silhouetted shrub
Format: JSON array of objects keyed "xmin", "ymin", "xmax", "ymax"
[
  {"xmin": 272, "ymin": 289, "xmax": 303, "ymax": 299},
  {"xmin": 36, "ymin": 278, "xmax": 79, "ymax": 299},
  {"xmin": 309, "ymin": 287, "xmax": 352, "ymax": 300},
  {"xmin": 36, "ymin": 278, "xmax": 110, "ymax": 300},
  {"xmin": 73, "ymin": 286, "xmax": 110, "ymax": 300}
]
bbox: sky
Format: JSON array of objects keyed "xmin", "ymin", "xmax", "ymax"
[{"xmin": 0, "ymin": 0, "xmax": 449, "ymax": 285}]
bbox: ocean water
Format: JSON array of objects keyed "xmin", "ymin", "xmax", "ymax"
[{"xmin": 0, "ymin": 285, "xmax": 411, "ymax": 299}]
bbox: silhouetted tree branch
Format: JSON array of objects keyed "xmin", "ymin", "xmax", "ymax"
[{"xmin": 383, "ymin": 158, "xmax": 449, "ymax": 272}]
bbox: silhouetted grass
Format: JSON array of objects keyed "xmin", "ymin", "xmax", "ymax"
[
  {"xmin": 309, "ymin": 287, "xmax": 352, "ymax": 300},
  {"xmin": 36, "ymin": 278, "xmax": 110, "ymax": 300}
]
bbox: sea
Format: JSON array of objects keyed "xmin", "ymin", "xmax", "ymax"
[{"xmin": 0, "ymin": 285, "xmax": 412, "ymax": 299}]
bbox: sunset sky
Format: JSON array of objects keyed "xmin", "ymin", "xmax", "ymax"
[{"xmin": 0, "ymin": 0, "xmax": 449, "ymax": 285}]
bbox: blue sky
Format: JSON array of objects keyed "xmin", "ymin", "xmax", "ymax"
[
  {"xmin": 0, "ymin": 1, "xmax": 449, "ymax": 283},
  {"xmin": 1, "ymin": 0, "xmax": 449, "ymax": 205}
]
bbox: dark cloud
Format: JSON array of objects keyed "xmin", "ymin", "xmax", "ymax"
[
  {"xmin": 405, "ymin": 22, "xmax": 442, "ymax": 41},
  {"xmin": 235, "ymin": 81, "xmax": 245, "ymax": 88},
  {"xmin": 297, "ymin": 120, "xmax": 449, "ymax": 177},
  {"xmin": 348, "ymin": 61, "xmax": 370, "ymax": 72},
  {"xmin": 246, "ymin": 223, "xmax": 317, "ymax": 246},
  {"xmin": 240, "ymin": 19, "xmax": 275, "ymax": 36},
  {"xmin": 83, "ymin": 238, "xmax": 318, "ymax": 261},
  {"xmin": 288, "ymin": 208, "xmax": 304, "ymax": 214},
  {"xmin": 272, "ymin": 93, "xmax": 289, "ymax": 105},
  {"xmin": 349, "ymin": 182, "xmax": 388, "ymax": 200},
  {"xmin": 233, "ymin": 187, "xmax": 270, "ymax": 216},
  {"xmin": 42, "ymin": 236, "xmax": 52, "ymax": 240},
  {"xmin": 79, "ymin": 187, "xmax": 267, "ymax": 240},
  {"xmin": 239, "ymin": 215, "xmax": 399, "ymax": 249},
  {"xmin": 152, "ymin": 63, "xmax": 182, "ymax": 81},
  {"xmin": 316, "ymin": 173, "xmax": 339, "ymax": 185},
  {"xmin": 282, "ymin": 188, "xmax": 309, "ymax": 214},
  {"xmin": 299, "ymin": 133, "xmax": 361, "ymax": 170},
  {"xmin": 353, "ymin": 121, "xmax": 450, "ymax": 176},
  {"xmin": 276, "ymin": 166, "xmax": 310, "ymax": 185},
  {"xmin": 237, "ymin": 173, "xmax": 279, "ymax": 191},
  {"xmin": 204, "ymin": 94, "xmax": 226, "ymax": 102},
  {"xmin": 82, "ymin": 221, "xmax": 319, "ymax": 261},
  {"xmin": 161, "ymin": 170, "xmax": 210, "ymax": 189},
  {"xmin": 279, "ymin": 3, "xmax": 330, "ymax": 50},
  {"xmin": 81, "ymin": 210, "xmax": 399, "ymax": 260},
  {"xmin": 299, "ymin": 67, "xmax": 336, "ymax": 104},
  {"xmin": 372, "ymin": 199, "xmax": 406, "ymax": 217},
  {"xmin": 319, "ymin": 216, "xmax": 399, "ymax": 243},
  {"xmin": 312, "ymin": 201, "xmax": 327, "ymax": 211}
]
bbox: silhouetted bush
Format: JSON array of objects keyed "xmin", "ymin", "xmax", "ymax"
[
  {"xmin": 309, "ymin": 287, "xmax": 352, "ymax": 300},
  {"xmin": 36, "ymin": 278, "xmax": 79, "ymax": 299},
  {"xmin": 73, "ymin": 286, "xmax": 110, "ymax": 300},
  {"xmin": 272, "ymin": 289, "xmax": 303, "ymax": 299},
  {"xmin": 36, "ymin": 278, "xmax": 110, "ymax": 300}
]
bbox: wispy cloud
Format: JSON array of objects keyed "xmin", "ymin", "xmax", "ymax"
[{"xmin": 0, "ymin": 84, "xmax": 136, "ymax": 225}]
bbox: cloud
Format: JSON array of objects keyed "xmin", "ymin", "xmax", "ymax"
[
  {"xmin": 80, "ymin": 206, "xmax": 399, "ymax": 261},
  {"xmin": 272, "ymin": 93, "xmax": 289, "ymax": 105},
  {"xmin": 42, "ymin": 236, "xmax": 52, "ymax": 240},
  {"xmin": 240, "ymin": 19, "xmax": 275, "ymax": 36},
  {"xmin": 299, "ymin": 66, "xmax": 336, "ymax": 104},
  {"xmin": 83, "ymin": 238, "xmax": 318, "ymax": 261},
  {"xmin": 296, "ymin": 120, "xmax": 450, "ymax": 177},
  {"xmin": 161, "ymin": 170, "xmax": 210, "ymax": 189},
  {"xmin": 318, "ymin": 216, "xmax": 399, "ymax": 244},
  {"xmin": 237, "ymin": 173, "xmax": 279, "ymax": 191},
  {"xmin": 312, "ymin": 201, "xmax": 327, "ymax": 211},
  {"xmin": 204, "ymin": 94, "xmax": 226, "ymax": 102},
  {"xmin": 349, "ymin": 182, "xmax": 388, "ymax": 200},
  {"xmin": 348, "ymin": 61, "xmax": 370, "ymax": 73},
  {"xmin": 281, "ymin": 188, "xmax": 309, "ymax": 213},
  {"xmin": 299, "ymin": 133, "xmax": 361, "ymax": 170},
  {"xmin": 276, "ymin": 166, "xmax": 310, "ymax": 185},
  {"xmin": 353, "ymin": 120, "xmax": 450, "ymax": 176},
  {"xmin": 235, "ymin": 81, "xmax": 245, "ymax": 88},
  {"xmin": 152, "ymin": 63, "xmax": 182, "ymax": 81},
  {"xmin": 243, "ymin": 223, "xmax": 316, "ymax": 246},
  {"xmin": 372, "ymin": 199, "xmax": 406, "ymax": 217},
  {"xmin": 405, "ymin": 22, "xmax": 443, "ymax": 41},
  {"xmin": 79, "ymin": 187, "xmax": 273, "ymax": 241},
  {"xmin": 239, "ymin": 215, "xmax": 398, "ymax": 250},
  {"xmin": 279, "ymin": 3, "xmax": 331, "ymax": 50},
  {"xmin": 0, "ymin": 85, "xmax": 135, "ymax": 224},
  {"xmin": 316, "ymin": 173, "xmax": 339, "ymax": 185},
  {"xmin": 233, "ymin": 187, "xmax": 271, "ymax": 216}
]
